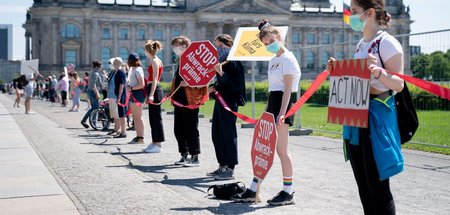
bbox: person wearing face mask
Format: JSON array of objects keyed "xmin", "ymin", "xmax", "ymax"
[
  {"xmin": 231, "ymin": 19, "xmax": 301, "ymax": 206},
  {"xmin": 170, "ymin": 35, "xmax": 206, "ymax": 167},
  {"xmin": 142, "ymin": 40, "xmax": 165, "ymax": 153},
  {"xmin": 207, "ymin": 34, "xmax": 246, "ymax": 180},
  {"xmin": 326, "ymin": 0, "xmax": 404, "ymax": 214}
]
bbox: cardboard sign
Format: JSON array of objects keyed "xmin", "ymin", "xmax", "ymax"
[
  {"xmin": 20, "ymin": 59, "xmax": 39, "ymax": 75},
  {"xmin": 227, "ymin": 26, "xmax": 288, "ymax": 61},
  {"xmin": 179, "ymin": 41, "xmax": 218, "ymax": 87},
  {"xmin": 328, "ymin": 59, "xmax": 371, "ymax": 128},
  {"xmin": 251, "ymin": 111, "xmax": 277, "ymax": 180}
]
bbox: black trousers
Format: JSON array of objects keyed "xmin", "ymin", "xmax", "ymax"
[
  {"xmin": 211, "ymin": 100, "xmax": 238, "ymax": 169},
  {"xmin": 346, "ymin": 128, "xmax": 396, "ymax": 215},
  {"xmin": 146, "ymin": 84, "xmax": 165, "ymax": 142},
  {"xmin": 174, "ymin": 106, "xmax": 200, "ymax": 155}
]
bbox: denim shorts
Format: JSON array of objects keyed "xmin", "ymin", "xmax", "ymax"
[{"xmin": 131, "ymin": 89, "xmax": 146, "ymax": 104}]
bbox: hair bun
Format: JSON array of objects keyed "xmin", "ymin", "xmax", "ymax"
[{"xmin": 258, "ymin": 19, "xmax": 270, "ymax": 31}]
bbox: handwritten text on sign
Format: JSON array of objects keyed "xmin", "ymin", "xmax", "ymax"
[
  {"xmin": 328, "ymin": 59, "xmax": 371, "ymax": 128},
  {"xmin": 179, "ymin": 41, "xmax": 218, "ymax": 87},
  {"xmin": 251, "ymin": 112, "xmax": 277, "ymax": 180}
]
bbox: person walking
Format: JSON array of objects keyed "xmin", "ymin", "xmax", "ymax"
[
  {"xmin": 208, "ymin": 34, "xmax": 246, "ymax": 180},
  {"xmin": 326, "ymin": 0, "xmax": 405, "ymax": 214},
  {"xmin": 69, "ymin": 72, "xmax": 82, "ymax": 112},
  {"xmin": 142, "ymin": 40, "xmax": 165, "ymax": 153},
  {"xmin": 231, "ymin": 19, "xmax": 301, "ymax": 206},
  {"xmin": 127, "ymin": 53, "xmax": 146, "ymax": 144},
  {"xmin": 170, "ymin": 36, "xmax": 207, "ymax": 167},
  {"xmin": 13, "ymin": 75, "xmax": 26, "ymax": 108},
  {"xmin": 81, "ymin": 61, "xmax": 103, "ymax": 128}
]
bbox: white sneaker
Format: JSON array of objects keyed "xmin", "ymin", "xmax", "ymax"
[{"xmin": 143, "ymin": 144, "xmax": 162, "ymax": 153}]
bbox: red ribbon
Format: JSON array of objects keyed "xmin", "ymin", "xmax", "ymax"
[
  {"xmin": 147, "ymin": 85, "xmax": 181, "ymax": 106},
  {"xmin": 284, "ymin": 70, "xmax": 331, "ymax": 119},
  {"xmin": 118, "ymin": 90, "xmax": 130, "ymax": 107},
  {"xmin": 370, "ymin": 65, "xmax": 450, "ymax": 101},
  {"xmin": 214, "ymin": 91, "xmax": 258, "ymax": 124}
]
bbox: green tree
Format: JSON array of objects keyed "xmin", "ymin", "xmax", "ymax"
[
  {"xmin": 427, "ymin": 51, "xmax": 450, "ymax": 81},
  {"xmin": 411, "ymin": 53, "xmax": 431, "ymax": 79}
]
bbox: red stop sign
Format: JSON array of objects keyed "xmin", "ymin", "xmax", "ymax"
[
  {"xmin": 179, "ymin": 41, "xmax": 218, "ymax": 87},
  {"xmin": 251, "ymin": 111, "xmax": 278, "ymax": 181}
]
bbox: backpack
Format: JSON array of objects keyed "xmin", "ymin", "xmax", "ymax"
[
  {"xmin": 377, "ymin": 35, "xmax": 419, "ymax": 144},
  {"xmin": 207, "ymin": 182, "xmax": 246, "ymax": 200}
]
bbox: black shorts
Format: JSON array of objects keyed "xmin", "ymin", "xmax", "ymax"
[
  {"xmin": 118, "ymin": 104, "xmax": 127, "ymax": 118},
  {"xmin": 266, "ymin": 91, "xmax": 296, "ymax": 126},
  {"xmin": 61, "ymin": 90, "xmax": 68, "ymax": 101}
]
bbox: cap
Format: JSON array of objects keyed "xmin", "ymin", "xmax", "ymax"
[
  {"xmin": 108, "ymin": 58, "xmax": 115, "ymax": 64},
  {"xmin": 128, "ymin": 52, "xmax": 140, "ymax": 62}
]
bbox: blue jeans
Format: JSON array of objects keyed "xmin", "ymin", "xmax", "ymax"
[{"xmin": 81, "ymin": 90, "xmax": 99, "ymax": 123}]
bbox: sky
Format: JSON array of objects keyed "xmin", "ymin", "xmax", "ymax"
[{"xmin": 0, "ymin": 0, "xmax": 449, "ymax": 60}]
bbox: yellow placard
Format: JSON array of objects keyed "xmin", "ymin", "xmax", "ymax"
[{"xmin": 227, "ymin": 26, "xmax": 288, "ymax": 62}]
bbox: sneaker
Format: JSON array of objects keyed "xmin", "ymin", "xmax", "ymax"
[
  {"xmin": 267, "ymin": 191, "xmax": 295, "ymax": 206},
  {"xmin": 68, "ymin": 109, "xmax": 74, "ymax": 112},
  {"xmin": 214, "ymin": 167, "xmax": 235, "ymax": 180},
  {"xmin": 128, "ymin": 137, "xmax": 144, "ymax": 144},
  {"xmin": 174, "ymin": 153, "xmax": 188, "ymax": 165},
  {"xmin": 231, "ymin": 189, "xmax": 256, "ymax": 203},
  {"xmin": 81, "ymin": 121, "xmax": 89, "ymax": 128},
  {"xmin": 183, "ymin": 155, "xmax": 200, "ymax": 167},
  {"xmin": 143, "ymin": 144, "xmax": 162, "ymax": 153},
  {"xmin": 206, "ymin": 166, "xmax": 226, "ymax": 177},
  {"xmin": 107, "ymin": 130, "xmax": 118, "ymax": 135}
]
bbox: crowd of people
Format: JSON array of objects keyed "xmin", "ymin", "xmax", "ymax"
[{"xmin": 8, "ymin": 0, "xmax": 407, "ymax": 210}]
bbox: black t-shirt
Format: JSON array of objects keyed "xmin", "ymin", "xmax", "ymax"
[{"xmin": 114, "ymin": 69, "xmax": 127, "ymax": 103}]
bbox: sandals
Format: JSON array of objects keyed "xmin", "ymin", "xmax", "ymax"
[{"xmin": 113, "ymin": 133, "xmax": 127, "ymax": 138}]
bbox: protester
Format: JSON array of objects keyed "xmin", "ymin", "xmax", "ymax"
[
  {"xmin": 112, "ymin": 58, "xmax": 128, "ymax": 138},
  {"xmin": 24, "ymin": 73, "xmax": 36, "ymax": 114},
  {"xmin": 208, "ymin": 34, "xmax": 246, "ymax": 180},
  {"xmin": 326, "ymin": 0, "xmax": 405, "ymax": 214},
  {"xmin": 231, "ymin": 19, "xmax": 301, "ymax": 206},
  {"xmin": 142, "ymin": 40, "xmax": 165, "ymax": 153},
  {"xmin": 127, "ymin": 53, "xmax": 146, "ymax": 144},
  {"xmin": 170, "ymin": 36, "xmax": 206, "ymax": 167},
  {"xmin": 69, "ymin": 72, "xmax": 81, "ymax": 112},
  {"xmin": 59, "ymin": 71, "xmax": 69, "ymax": 107},
  {"xmin": 83, "ymin": 72, "xmax": 91, "ymax": 110},
  {"xmin": 81, "ymin": 61, "xmax": 103, "ymax": 128},
  {"xmin": 49, "ymin": 75, "xmax": 56, "ymax": 103},
  {"xmin": 105, "ymin": 58, "xmax": 121, "ymax": 136},
  {"xmin": 13, "ymin": 75, "xmax": 26, "ymax": 107}
]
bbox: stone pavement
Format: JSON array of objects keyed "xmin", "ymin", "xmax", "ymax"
[{"xmin": 0, "ymin": 93, "xmax": 449, "ymax": 215}]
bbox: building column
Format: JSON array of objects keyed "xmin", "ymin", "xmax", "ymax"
[
  {"xmin": 83, "ymin": 19, "xmax": 92, "ymax": 67},
  {"xmin": 316, "ymin": 27, "xmax": 323, "ymax": 70},
  {"xmin": 216, "ymin": 23, "xmax": 223, "ymax": 35},
  {"xmin": 112, "ymin": 21, "xmax": 119, "ymax": 57},
  {"xmin": 301, "ymin": 27, "xmax": 308, "ymax": 68},
  {"xmin": 131, "ymin": 23, "xmax": 136, "ymax": 51},
  {"xmin": 52, "ymin": 18, "xmax": 59, "ymax": 66},
  {"xmin": 25, "ymin": 32, "xmax": 31, "ymax": 60},
  {"xmin": 165, "ymin": 24, "xmax": 171, "ymax": 64}
]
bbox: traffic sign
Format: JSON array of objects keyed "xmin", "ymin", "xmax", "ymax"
[
  {"xmin": 251, "ymin": 111, "xmax": 278, "ymax": 180},
  {"xmin": 179, "ymin": 41, "xmax": 218, "ymax": 87}
]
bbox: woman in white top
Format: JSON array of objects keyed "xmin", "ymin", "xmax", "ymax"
[
  {"xmin": 232, "ymin": 19, "xmax": 301, "ymax": 206},
  {"xmin": 127, "ymin": 53, "xmax": 146, "ymax": 144},
  {"xmin": 327, "ymin": 0, "xmax": 404, "ymax": 214}
]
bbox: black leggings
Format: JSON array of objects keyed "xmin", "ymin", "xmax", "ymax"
[
  {"xmin": 211, "ymin": 100, "xmax": 238, "ymax": 169},
  {"xmin": 146, "ymin": 84, "xmax": 165, "ymax": 142},
  {"xmin": 346, "ymin": 128, "xmax": 396, "ymax": 215}
]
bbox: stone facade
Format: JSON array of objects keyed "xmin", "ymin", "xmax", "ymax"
[{"xmin": 23, "ymin": 0, "xmax": 412, "ymax": 79}]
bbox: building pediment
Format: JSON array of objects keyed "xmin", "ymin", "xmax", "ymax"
[{"xmin": 197, "ymin": 0, "xmax": 292, "ymax": 15}]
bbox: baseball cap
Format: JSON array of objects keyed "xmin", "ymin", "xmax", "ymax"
[{"xmin": 128, "ymin": 53, "xmax": 140, "ymax": 62}]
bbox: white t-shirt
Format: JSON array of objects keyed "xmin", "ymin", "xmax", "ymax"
[
  {"xmin": 354, "ymin": 31, "xmax": 403, "ymax": 92},
  {"xmin": 128, "ymin": 67, "xmax": 144, "ymax": 88},
  {"xmin": 267, "ymin": 51, "xmax": 301, "ymax": 92}
]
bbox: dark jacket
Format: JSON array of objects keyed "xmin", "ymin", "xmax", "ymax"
[{"xmin": 212, "ymin": 61, "xmax": 246, "ymax": 106}]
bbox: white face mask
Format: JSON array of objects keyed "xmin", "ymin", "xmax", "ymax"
[
  {"xmin": 173, "ymin": 46, "xmax": 183, "ymax": 56},
  {"xmin": 109, "ymin": 64, "xmax": 115, "ymax": 70}
]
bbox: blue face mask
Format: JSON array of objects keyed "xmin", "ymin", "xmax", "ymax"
[
  {"xmin": 266, "ymin": 41, "xmax": 281, "ymax": 54},
  {"xmin": 349, "ymin": 10, "xmax": 368, "ymax": 32},
  {"xmin": 217, "ymin": 47, "xmax": 230, "ymax": 63}
]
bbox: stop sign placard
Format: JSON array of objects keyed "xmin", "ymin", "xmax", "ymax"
[
  {"xmin": 251, "ymin": 111, "xmax": 278, "ymax": 181},
  {"xmin": 179, "ymin": 41, "xmax": 218, "ymax": 87}
]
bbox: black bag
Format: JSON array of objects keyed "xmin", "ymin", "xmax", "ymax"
[
  {"xmin": 207, "ymin": 182, "xmax": 246, "ymax": 200},
  {"xmin": 394, "ymin": 83, "xmax": 419, "ymax": 144},
  {"xmin": 377, "ymin": 35, "xmax": 419, "ymax": 144}
]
